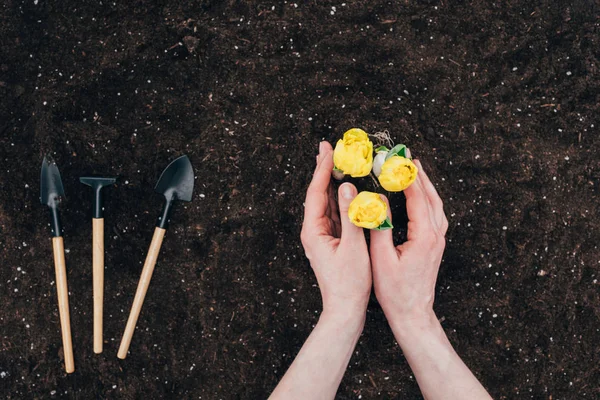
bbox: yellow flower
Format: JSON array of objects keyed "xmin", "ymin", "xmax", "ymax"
[
  {"xmin": 333, "ymin": 128, "xmax": 374, "ymax": 177},
  {"xmin": 378, "ymin": 156, "xmax": 418, "ymax": 192},
  {"xmin": 348, "ymin": 191, "xmax": 388, "ymax": 229}
]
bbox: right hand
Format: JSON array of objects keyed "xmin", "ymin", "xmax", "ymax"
[
  {"xmin": 300, "ymin": 141, "xmax": 372, "ymax": 319},
  {"xmin": 369, "ymin": 158, "xmax": 449, "ymax": 326}
]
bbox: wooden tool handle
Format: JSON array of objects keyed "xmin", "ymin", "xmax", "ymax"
[
  {"xmin": 52, "ymin": 237, "xmax": 75, "ymax": 373},
  {"xmin": 93, "ymin": 218, "xmax": 104, "ymax": 354},
  {"xmin": 117, "ymin": 227, "xmax": 166, "ymax": 359}
]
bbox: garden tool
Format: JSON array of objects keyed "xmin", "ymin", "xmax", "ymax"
[
  {"xmin": 117, "ymin": 155, "xmax": 194, "ymax": 359},
  {"xmin": 80, "ymin": 176, "xmax": 117, "ymax": 354},
  {"xmin": 40, "ymin": 156, "xmax": 75, "ymax": 373}
]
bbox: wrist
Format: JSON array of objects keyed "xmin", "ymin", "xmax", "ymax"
[
  {"xmin": 387, "ymin": 309, "xmax": 442, "ymax": 345},
  {"xmin": 319, "ymin": 306, "xmax": 366, "ymax": 335},
  {"xmin": 322, "ymin": 295, "xmax": 369, "ymax": 324}
]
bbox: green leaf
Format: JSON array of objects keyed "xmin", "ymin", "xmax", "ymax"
[
  {"xmin": 373, "ymin": 216, "xmax": 394, "ymax": 231},
  {"xmin": 385, "ymin": 144, "xmax": 408, "ymax": 160},
  {"xmin": 333, "ymin": 165, "xmax": 343, "ymax": 172},
  {"xmin": 375, "ymin": 146, "xmax": 389, "ymax": 153}
]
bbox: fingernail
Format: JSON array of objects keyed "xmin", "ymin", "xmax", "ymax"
[
  {"xmin": 319, "ymin": 141, "xmax": 326, "ymax": 155},
  {"xmin": 405, "ymin": 147, "xmax": 412, "ymax": 158},
  {"xmin": 341, "ymin": 183, "xmax": 354, "ymax": 199}
]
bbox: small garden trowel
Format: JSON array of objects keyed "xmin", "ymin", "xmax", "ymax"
[
  {"xmin": 80, "ymin": 176, "xmax": 116, "ymax": 354},
  {"xmin": 117, "ymin": 155, "xmax": 194, "ymax": 359},
  {"xmin": 40, "ymin": 156, "xmax": 75, "ymax": 373}
]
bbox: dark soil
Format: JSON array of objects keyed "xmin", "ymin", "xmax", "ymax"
[{"xmin": 1, "ymin": 1, "xmax": 600, "ymax": 399}]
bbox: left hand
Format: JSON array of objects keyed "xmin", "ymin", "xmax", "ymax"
[
  {"xmin": 300, "ymin": 141, "xmax": 372, "ymax": 318},
  {"xmin": 370, "ymin": 157, "xmax": 449, "ymax": 327}
]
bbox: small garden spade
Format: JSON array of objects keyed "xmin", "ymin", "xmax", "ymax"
[
  {"xmin": 117, "ymin": 155, "xmax": 194, "ymax": 359},
  {"xmin": 40, "ymin": 156, "xmax": 75, "ymax": 373},
  {"xmin": 80, "ymin": 176, "xmax": 116, "ymax": 354}
]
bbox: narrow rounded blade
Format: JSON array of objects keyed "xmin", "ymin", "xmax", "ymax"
[
  {"xmin": 40, "ymin": 155, "xmax": 65, "ymax": 207},
  {"xmin": 154, "ymin": 155, "xmax": 194, "ymax": 202}
]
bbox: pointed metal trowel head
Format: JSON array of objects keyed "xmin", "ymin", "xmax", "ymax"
[
  {"xmin": 40, "ymin": 155, "xmax": 66, "ymax": 236},
  {"xmin": 40, "ymin": 155, "xmax": 65, "ymax": 208},
  {"xmin": 154, "ymin": 155, "xmax": 194, "ymax": 202},
  {"xmin": 154, "ymin": 155, "xmax": 194, "ymax": 229}
]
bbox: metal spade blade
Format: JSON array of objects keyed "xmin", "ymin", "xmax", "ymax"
[
  {"xmin": 154, "ymin": 155, "xmax": 194, "ymax": 201},
  {"xmin": 154, "ymin": 155, "xmax": 194, "ymax": 229}
]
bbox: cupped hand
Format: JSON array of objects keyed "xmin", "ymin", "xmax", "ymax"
[
  {"xmin": 370, "ymin": 156, "xmax": 449, "ymax": 324},
  {"xmin": 300, "ymin": 141, "xmax": 371, "ymax": 318}
]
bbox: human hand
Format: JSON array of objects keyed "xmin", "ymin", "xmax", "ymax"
[
  {"xmin": 370, "ymin": 155, "xmax": 449, "ymax": 327},
  {"xmin": 369, "ymin": 157, "xmax": 493, "ymax": 400},
  {"xmin": 269, "ymin": 143, "xmax": 371, "ymax": 400},
  {"xmin": 300, "ymin": 141, "xmax": 371, "ymax": 319}
]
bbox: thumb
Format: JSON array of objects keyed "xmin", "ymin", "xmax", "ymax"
[
  {"xmin": 338, "ymin": 183, "xmax": 366, "ymax": 245},
  {"xmin": 369, "ymin": 194, "xmax": 397, "ymax": 262}
]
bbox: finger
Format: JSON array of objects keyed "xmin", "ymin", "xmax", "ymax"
[
  {"xmin": 369, "ymin": 194, "xmax": 397, "ymax": 261},
  {"xmin": 413, "ymin": 160, "xmax": 447, "ymax": 234},
  {"xmin": 337, "ymin": 183, "xmax": 366, "ymax": 245},
  {"xmin": 406, "ymin": 147, "xmax": 434, "ymax": 230},
  {"xmin": 403, "ymin": 161, "xmax": 433, "ymax": 237},
  {"xmin": 415, "ymin": 171, "xmax": 439, "ymax": 231},
  {"xmin": 304, "ymin": 142, "xmax": 334, "ymax": 226},
  {"xmin": 408, "ymin": 149, "xmax": 439, "ymax": 230}
]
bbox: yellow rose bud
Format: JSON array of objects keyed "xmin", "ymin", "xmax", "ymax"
[
  {"xmin": 378, "ymin": 156, "xmax": 418, "ymax": 192},
  {"xmin": 348, "ymin": 191, "xmax": 388, "ymax": 229},
  {"xmin": 333, "ymin": 128, "xmax": 374, "ymax": 177}
]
